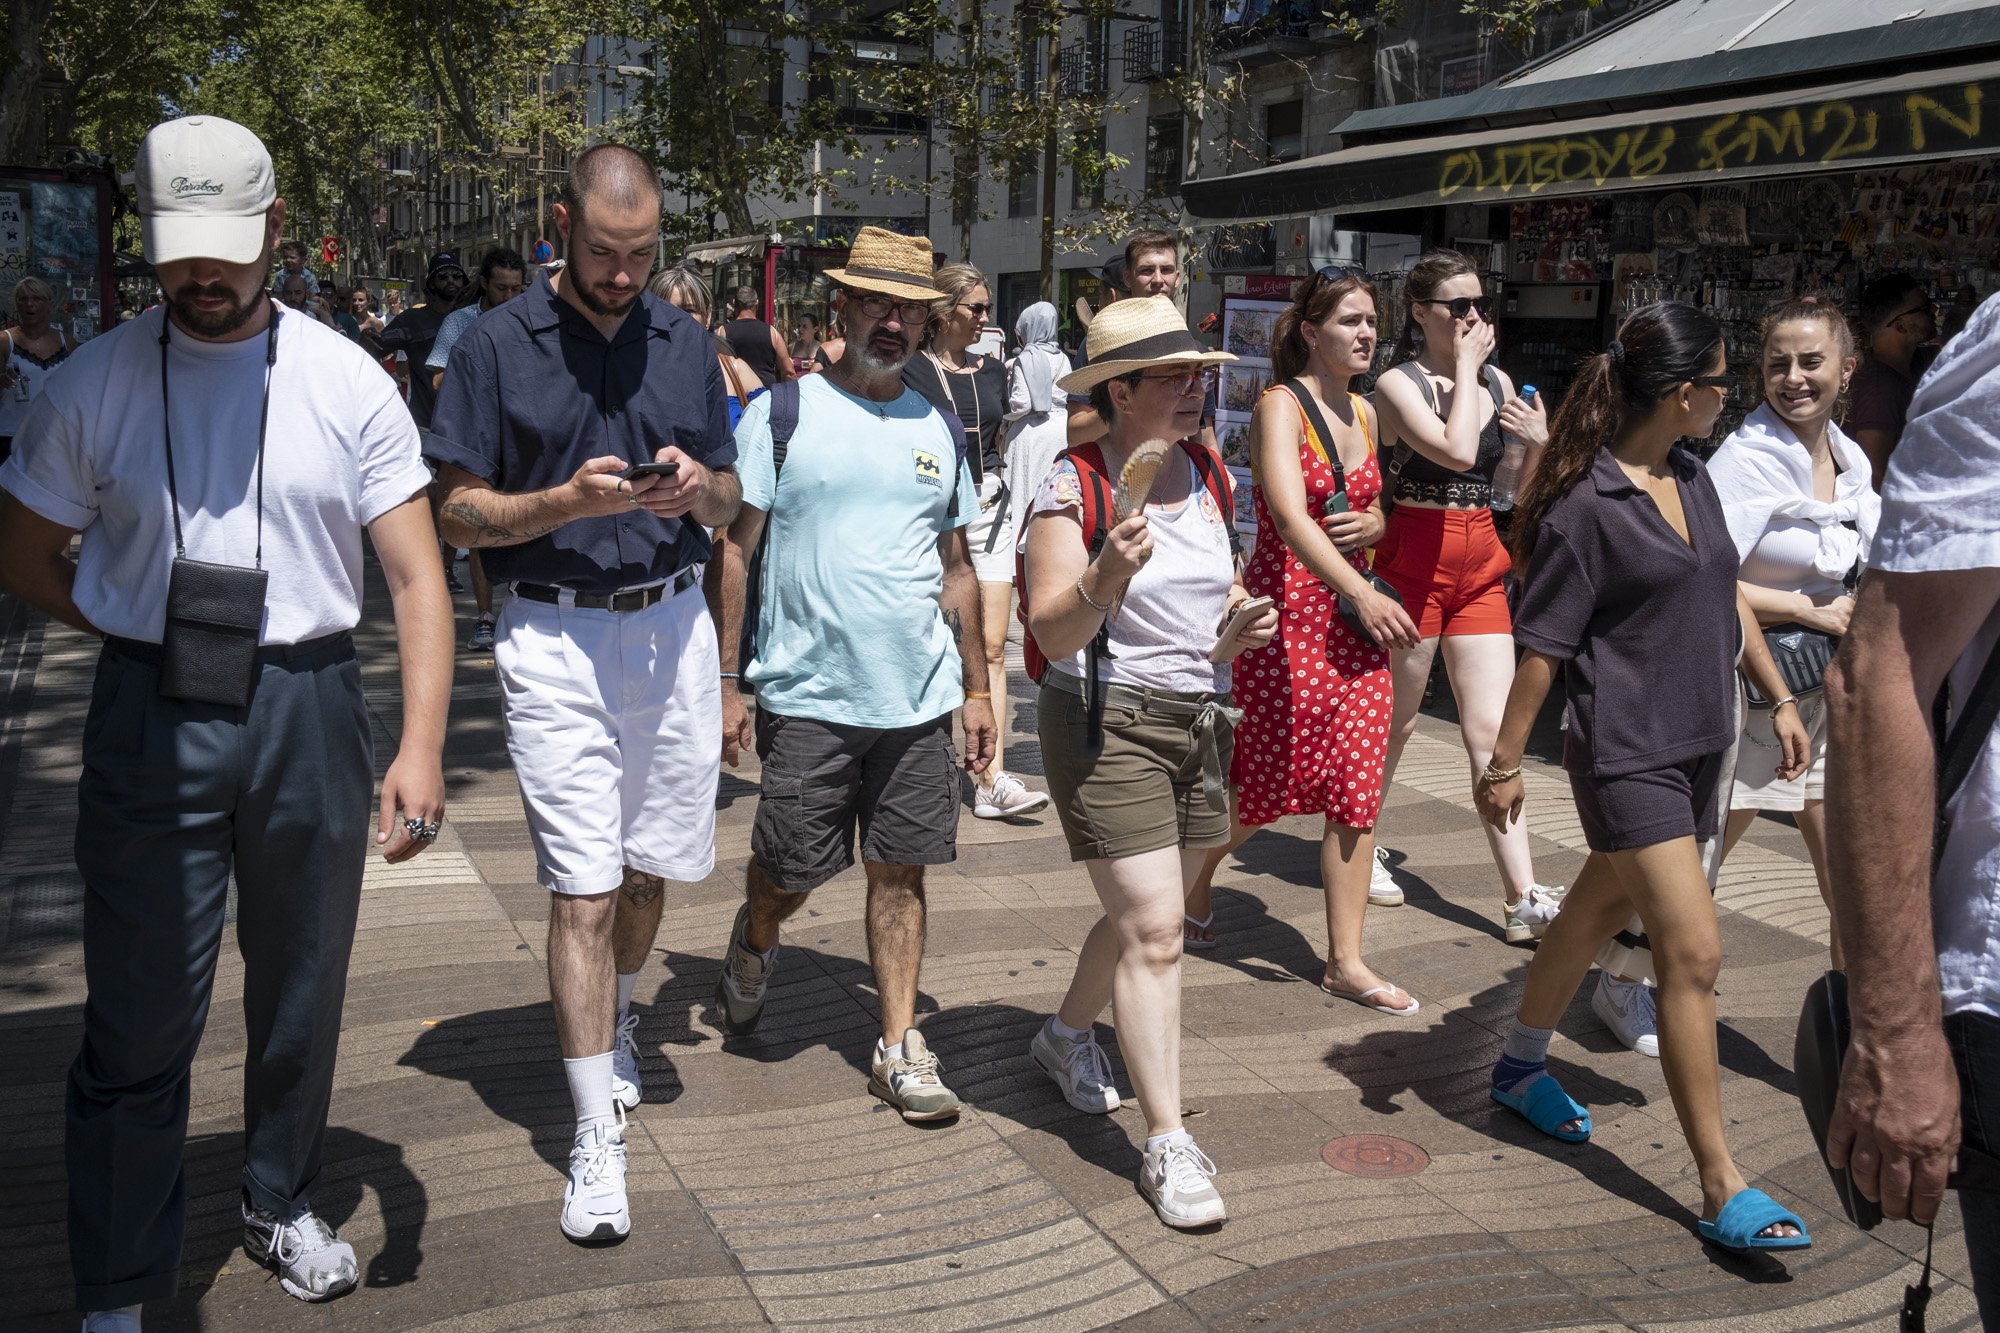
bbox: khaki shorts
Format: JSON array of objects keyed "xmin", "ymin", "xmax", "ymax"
[
  {"xmin": 1038, "ymin": 678, "xmax": 1234, "ymax": 862},
  {"xmin": 1731, "ymin": 690, "xmax": 1828, "ymax": 811}
]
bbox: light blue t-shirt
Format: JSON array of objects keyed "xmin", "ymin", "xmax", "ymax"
[{"xmin": 737, "ymin": 373, "xmax": 977, "ymax": 728}]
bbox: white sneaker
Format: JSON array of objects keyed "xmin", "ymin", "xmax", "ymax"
[
  {"xmin": 611, "ymin": 1010, "xmax": 642, "ymax": 1111},
  {"xmin": 1504, "ymin": 883, "xmax": 1568, "ymax": 943},
  {"xmin": 81, "ymin": 1307, "xmax": 141, "ymax": 1332},
  {"xmin": 1030, "ymin": 1020, "xmax": 1120, "ymax": 1113},
  {"xmin": 1368, "ymin": 846, "xmax": 1404, "ymax": 906},
  {"xmin": 241, "ymin": 1197, "xmax": 358, "ymax": 1302},
  {"xmin": 561, "ymin": 1112, "xmax": 632, "ymax": 1243},
  {"xmin": 1593, "ymin": 973, "xmax": 1660, "ymax": 1058},
  {"xmin": 868, "ymin": 1028, "xmax": 962, "ymax": 1121},
  {"xmin": 974, "ymin": 771, "xmax": 1051, "ymax": 819},
  {"xmin": 1140, "ymin": 1138, "xmax": 1227, "ymax": 1229}
]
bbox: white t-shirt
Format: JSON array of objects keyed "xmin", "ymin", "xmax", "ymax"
[
  {"xmin": 0, "ymin": 305, "xmax": 430, "ymax": 645},
  {"xmin": 1871, "ymin": 292, "xmax": 2000, "ymax": 1019},
  {"xmin": 1029, "ymin": 453, "xmax": 1235, "ymax": 695}
]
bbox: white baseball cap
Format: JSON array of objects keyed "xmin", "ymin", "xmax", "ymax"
[{"xmin": 134, "ymin": 116, "xmax": 276, "ymax": 265}]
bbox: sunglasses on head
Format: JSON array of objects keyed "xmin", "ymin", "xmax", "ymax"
[
  {"xmin": 1421, "ymin": 295, "xmax": 1495, "ymax": 320},
  {"xmin": 1314, "ymin": 263, "xmax": 1367, "ymax": 285}
]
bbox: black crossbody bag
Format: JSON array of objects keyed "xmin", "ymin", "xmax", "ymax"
[
  {"xmin": 1744, "ymin": 521, "xmax": 1861, "ymax": 708},
  {"xmin": 155, "ymin": 308, "xmax": 278, "ymax": 707},
  {"xmin": 1280, "ymin": 381, "xmax": 1404, "ymax": 648},
  {"xmin": 1794, "ymin": 634, "xmax": 2000, "ymax": 1329}
]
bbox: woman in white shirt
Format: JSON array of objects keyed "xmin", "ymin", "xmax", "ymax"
[
  {"xmin": 1002, "ymin": 301, "xmax": 1071, "ymax": 535},
  {"xmin": 1022, "ymin": 296, "xmax": 1276, "ymax": 1232},
  {"xmin": 1706, "ymin": 297, "xmax": 1879, "ymax": 965}
]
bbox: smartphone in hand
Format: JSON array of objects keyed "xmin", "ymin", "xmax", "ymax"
[{"xmin": 623, "ymin": 461, "xmax": 681, "ymax": 481}]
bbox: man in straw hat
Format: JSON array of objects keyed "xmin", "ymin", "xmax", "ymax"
[
  {"xmin": 712, "ymin": 225, "xmax": 997, "ymax": 1121},
  {"xmin": 0, "ymin": 114, "xmax": 452, "ymax": 1324},
  {"xmin": 428, "ymin": 143, "xmax": 741, "ymax": 1245}
]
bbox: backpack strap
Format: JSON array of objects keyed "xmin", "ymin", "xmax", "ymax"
[
  {"xmin": 1066, "ymin": 442, "xmax": 1117, "ymax": 747},
  {"xmin": 1937, "ymin": 635, "xmax": 2000, "ymax": 870},
  {"xmin": 1180, "ymin": 438, "xmax": 1244, "ymax": 563},
  {"xmin": 1482, "ymin": 363, "xmax": 1508, "ymax": 413},
  {"xmin": 1392, "ymin": 359, "xmax": 1436, "ymax": 415},
  {"xmin": 768, "ymin": 377, "xmax": 800, "ymax": 481}
]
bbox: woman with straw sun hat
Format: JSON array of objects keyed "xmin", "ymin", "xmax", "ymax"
[{"xmin": 1021, "ymin": 294, "xmax": 1277, "ymax": 1230}]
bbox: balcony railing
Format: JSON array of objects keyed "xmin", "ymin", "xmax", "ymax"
[
  {"xmin": 1057, "ymin": 44, "xmax": 1109, "ymax": 97},
  {"xmin": 1123, "ymin": 19, "xmax": 1189, "ymax": 83}
]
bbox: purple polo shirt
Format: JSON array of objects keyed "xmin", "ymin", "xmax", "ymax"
[{"xmin": 1513, "ymin": 445, "xmax": 1741, "ymax": 778}]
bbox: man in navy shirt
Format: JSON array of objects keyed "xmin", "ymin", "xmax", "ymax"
[{"xmin": 427, "ymin": 144, "xmax": 740, "ymax": 1246}]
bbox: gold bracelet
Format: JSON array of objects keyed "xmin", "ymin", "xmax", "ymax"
[
  {"xmin": 964, "ymin": 690, "xmax": 992, "ymax": 700},
  {"xmin": 1478, "ymin": 764, "xmax": 1523, "ymax": 786}
]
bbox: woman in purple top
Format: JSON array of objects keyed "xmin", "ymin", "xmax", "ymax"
[{"xmin": 1470, "ymin": 302, "xmax": 1815, "ymax": 1256}]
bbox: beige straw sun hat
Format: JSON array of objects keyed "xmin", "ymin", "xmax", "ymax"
[
  {"xmin": 823, "ymin": 226, "xmax": 942, "ymax": 303},
  {"xmin": 1056, "ymin": 295, "xmax": 1234, "ymax": 394}
]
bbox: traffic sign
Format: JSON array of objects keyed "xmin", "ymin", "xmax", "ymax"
[{"xmin": 531, "ymin": 238, "xmax": 554, "ymax": 264}]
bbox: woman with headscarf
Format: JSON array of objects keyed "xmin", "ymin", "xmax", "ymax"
[{"xmin": 1004, "ymin": 302, "xmax": 1072, "ymax": 549}]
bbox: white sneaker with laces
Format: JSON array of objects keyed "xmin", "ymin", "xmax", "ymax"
[
  {"xmin": 1504, "ymin": 883, "xmax": 1568, "ymax": 943},
  {"xmin": 1368, "ymin": 846, "xmax": 1404, "ymax": 906},
  {"xmin": 868, "ymin": 1028, "xmax": 961, "ymax": 1121},
  {"xmin": 974, "ymin": 771, "xmax": 1051, "ymax": 819},
  {"xmin": 1593, "ymin": 973, "xmax": 1660, "ymax": 1058},
  {"xmin": 1140, "ymin": 1138, "xmax": 1227, "ymax": 1229},
  {"xmin": 1030, "ymin": 1020, "xmax": 1120, "ymax": 1113},
  {"xmin": 241, "ymin": 1196, "xmax": 359, "ymax": 1301},
  {"xmin": 561, "ymin": 1110, "xmax": 632, "ymax": 1243},
  {"xmin": 611, "ymin": 1009, "xmax": 642, "ymax": 1111}
]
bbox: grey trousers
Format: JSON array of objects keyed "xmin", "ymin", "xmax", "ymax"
[{"xmin": 66, "ymin": 635, "xmax": 371, "ymax": 1310}]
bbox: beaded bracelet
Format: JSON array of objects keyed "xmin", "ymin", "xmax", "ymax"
[{"xmin": 1076, "ymin": 575, "xmax": 1114, "ymax": 613}]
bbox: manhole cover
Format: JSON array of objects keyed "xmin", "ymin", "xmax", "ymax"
[{"xmin": 1322, "ymin": 1134, "xmax": 1428, "ymax": 1178}]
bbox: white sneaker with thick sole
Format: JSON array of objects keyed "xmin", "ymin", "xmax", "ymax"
[
  {"xmin": 1368, "ymin": 846, "xmax": 1404, "ymax": 906},
  {"xmin": 1140, "ymin": 1139, "xmax": 1227, "ymax": 1229},
  {"xmin": 714, "ymin": 903, "xmax": 774, "ymax": 1036},
  {"xmin": 611, "ymin": 1009, "xmax": 642, "ymax": 1111},
  {"xmin": 1030, "ymin": 1020, "xmax": 1120, "ymax": 1113},
  {"xmin": 974, "ymin": 771, "xmax": 1051, "ymax": 819},
  {"xmin": 869, "ymin": 1028, "xmax": 962, "ymax": 1121},
  {"xmin": 561, "ymin": 1111, "xmax": 632, "ymax": 1243},
  {"xmin": 1593, "ymin": 973, "xmax": 1660, "ymax": 1058},
  {"xmin": 1504, "ymin": 883, "xmax": 1568, "ymax": 943},
  {"xmin": 241, "ymin": 1197, "xmax": 359, "ymax": 1302}
]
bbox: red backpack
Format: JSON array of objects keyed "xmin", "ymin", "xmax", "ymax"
[{"xmin": 1016, "ymin": 439, "xmax": 1244, "ymax": 736}]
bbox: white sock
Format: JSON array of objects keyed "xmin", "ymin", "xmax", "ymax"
[
  {"xmin": 1050, "ymin": 1015, "xmax": 1091, "ymax": 1043},
  {"xmin": 1145, "ymin": 1128, "xmax": 1193, "ymax": 1154},
  {"xmin": 616, "ymin": 971, "xmax": 640, "ymax": 1017},
  {"xmin": 82, "ymin": 1308, "xmax": 142, "ymax": 1333},
  {"xmin": 877, "ymin": 1039, "xmax": 903, "ymax": 1065},
  {"xmin": 563, "ymin": 1051, "xmax": 616, "ymax": 1136}
]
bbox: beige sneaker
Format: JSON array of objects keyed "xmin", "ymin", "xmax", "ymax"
[{"xmin": 868, "ymin": 1027, "xmax": 961, "ymax": 1121}]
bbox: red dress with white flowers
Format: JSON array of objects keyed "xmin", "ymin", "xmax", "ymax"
[{"xmin": 1232, "ymin": 388, "xmax": 1394, "ymax": 829}]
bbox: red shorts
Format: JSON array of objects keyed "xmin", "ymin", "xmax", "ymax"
[{"xmin": 1371, "ymin": 505, "xmax": 1513, "ymax": 639}]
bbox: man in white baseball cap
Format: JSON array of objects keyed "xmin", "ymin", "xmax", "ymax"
[{"xmin": 0, "ymin": 114, "xmax": 453, "ymax": 1328}]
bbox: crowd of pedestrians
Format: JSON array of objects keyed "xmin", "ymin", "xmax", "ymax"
[{"xmin": 2, "ymin": 111, "xmax": 1999, "ymax": 1330}]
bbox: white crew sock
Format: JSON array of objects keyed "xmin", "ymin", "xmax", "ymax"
[
  {"xmin": 877, "ymin": 1039, "xmax": 903, "ymax": 1065},
  {"xmin": 616, "ymin": 971, "xmax": 640, "ymax": 1017},
  {"xmin": 1050, "ymin": 1015, "xmax": 1092, "ymax": 1043},
  {"xmin": 563, "ymin": 1051, "xmax": 617, "ymax": 1136},
  {"xmin": 1145, "ymin": 1128, "xmax": 1193, "ymax": 1154},
  {"xmin": 82, "ymin": 1307, "xmax": 142, "ymax": 1333}
]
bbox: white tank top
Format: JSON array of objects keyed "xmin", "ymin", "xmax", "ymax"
[{"xmin": 0, "ymin": 331, "xmax": 70, "ymax": 436}]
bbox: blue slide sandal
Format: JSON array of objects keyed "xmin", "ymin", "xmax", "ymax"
[
  {"xmin": 1489, "ymin": 1075, "xmax": 1592, "ymax": 1143},
  {"xmin": 1698, "ymin": 1187, "xmax": 1812, "ymax": 1253}
]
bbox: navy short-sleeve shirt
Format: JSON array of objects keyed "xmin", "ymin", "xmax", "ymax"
[
  {"xmin": 1513, "ymin": 445, "xmax": 1740, "ymax": 778},
  {"xmin": 425, "ymin": 272, "xmax": 734, "ymax": 592}
]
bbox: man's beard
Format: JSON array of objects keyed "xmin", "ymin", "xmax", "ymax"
[
  {"xmin": 168, "ymin": 280, "xmax": 261, "ymax": 338},
  {"xmin": 856, "ymin": 331, "xmax": 913, "ymax": 373},
  {"xmin": 572, "ymin": 278, "xmax": 639, "ymax": 320}
]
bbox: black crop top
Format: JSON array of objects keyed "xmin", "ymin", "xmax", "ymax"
[{"xmin": 1388, "ymin": 361, "xmax": 1506, "ymax": 508}]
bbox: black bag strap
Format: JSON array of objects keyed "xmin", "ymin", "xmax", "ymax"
[
  {"xmin": 1391, "ymin": 359, "xmax": 1505, "ymax": 418},
  {"xmin": 1280, "ymin": 379, "xmax": 1347, "ymax": 499},
  {"xmin": 1937, "ymin": 634, "xmax": 2000, "ymax": 857},
  {"xmin": 767, "ymin": 377, "xmax": 800, "ymax": 478}
]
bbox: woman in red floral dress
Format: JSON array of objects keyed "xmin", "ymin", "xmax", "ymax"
[{"xmin": 1185, "ymin": 270, "xmax": 1424, "ymax": 1014}]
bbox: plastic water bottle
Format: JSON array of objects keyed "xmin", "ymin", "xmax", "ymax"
[{"xmin": 1489, "ymin": 384, "xmax": 1533, "ymax": 511}]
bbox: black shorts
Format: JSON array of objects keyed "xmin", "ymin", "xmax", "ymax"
[
  {"xmin": 1569, "ymin": 751, "xmax": 1725, "ymax": 854},
  {"xmin": 751, "ymin": 710, "xmax": 960, "ymax": 893}
]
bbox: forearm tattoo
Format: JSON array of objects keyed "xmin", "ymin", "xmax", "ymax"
[
  {"xmin": 441, "ymin": 499, "xmax": 562, "ymax": 546},
  {"xmin": 943, "ymin": 608, "xmax": 965, "ymax": 644},
  {"xmin": 620, "ymin": 868, "xmax": 664, "ymax": 908}
]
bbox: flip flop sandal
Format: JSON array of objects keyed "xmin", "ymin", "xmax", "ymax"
[
  {"xmin": 1489, "ymin": 1073, "xmax": 1592, "ymax": 1143},
  {"xmin": 1183, "ymin": 912, "xmax": 1218, "ymax": 951},
  {"xmin": 1322, "ymin": 981, "xmax": 1421, "ymax": 1017},
  {"xmin": 1698, "ymin": 1187, "xmax": 1812, "ymax": 1253}
]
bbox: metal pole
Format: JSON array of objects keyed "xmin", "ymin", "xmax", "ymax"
[
  {"xmin": 1039, "ymin": 7, "xmax": 1059, "ymax": 303},
  {"xmin": 536, "ymin": 68, "xmax": 547, "ymax": 250}
]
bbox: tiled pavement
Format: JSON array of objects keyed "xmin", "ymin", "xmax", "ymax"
[{"xmin": 0, "ymin": 567, "xmax": 1983, "ymax": 1332}]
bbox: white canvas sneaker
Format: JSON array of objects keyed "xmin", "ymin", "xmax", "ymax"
[
  {"xmin": 1029, "ymin": 1020, "xmax": 1120, "ymax": 1113},
  {"xmin": 561, "ymin": 1112, "xmax": 632, "ymax": 1243},
  {"xmin": 611, "ymin": 1010, "xmax": 642, "ymax": 1111},
  {"xmin": 241, "ymin": 1196, "xmax": 358, "ymax": 1301},
  {"xmin": 1594, "ymin": 973, "xmax": 1660, "ymax": 1058},
  {"xmin": 974, "ymin": 771, "xmax": 1051, "ymax": 819},
  {"xmin": 1368, "ymin": 846, "xmax": 1404, "ymax": 906},
  {"xmin": 1140, "ymin": 1138, "xmax": 1227, "ymax": 1229},
  {"xmin": 1504, "ymin": 883, "xmax": 1568, "ymax": 944}
]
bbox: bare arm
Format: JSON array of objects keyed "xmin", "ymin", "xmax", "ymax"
[
  {"xmin": 1371, "ymin": 343, "xmax": 1493, "ymax": 472},
  {"xmin": 436, "ymin": 461, "xmax": 588, "ymax": 549},
  {"xmin": 769, "ymin": 326, "xmax": 795, "ymax": 381},
  {"xmin": 1066, "ymin": 404, "xmax": 1107, "ymax": 447},
  {"xmin": 1740, "ymin": 580, "xmax": 1853, "ymax": 633},
  {"xmin": 1023, "ymin": 505, "xmax": 1146, "ymax": 663},
  {"xmin": 1825, "ymin": 567, "xmax": 2000, "ymax": 1220},
  {"xmin": 0, "ymin": 492, "xmax": 95, "ymax": 634},
  {"xmin": 365, "ymin": 493, "xmax": 454, "ymax": 862},
  {"xmin": 938, "ymin": 527, "xmax": 995, "ymax": 774},
  {"xmin": 712, "ymin": 504, "xmax": 767, "ymax": 767}
]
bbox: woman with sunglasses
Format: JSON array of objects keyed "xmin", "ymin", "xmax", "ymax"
[
  {"xmin": 905, "ymin": 265, "xmax": 1047, "ymax": 819},
  {"xmin": 1473, "ymin": 301, "xmax": 1813, "ymax": 1256},
  {"xmin": 1371, "ymin": 250, "xmax": 1566, "ymax": 944}
]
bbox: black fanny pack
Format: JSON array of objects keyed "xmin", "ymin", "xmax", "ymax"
[{"xmin": 1744, "ymin": 622, "xmax": 1838, "ymax": 707}]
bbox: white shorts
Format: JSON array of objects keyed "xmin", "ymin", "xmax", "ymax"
[
  {"xmin": 1730, "ymin": 689, "xmax": 1828, "ymax": 811},
  {"xmin": 494, "ymin": 585, "xmax": 721, "ymax": 894},
  {"xmin": 964, "ymin": 472, "xmax": 1017, "ymax": 583}
]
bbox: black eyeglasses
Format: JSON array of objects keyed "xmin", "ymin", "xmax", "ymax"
[
  {"xmin": 852, "ymin": 292, "xmax": 932, "ymax": 324},
  {"xmin": 1420, "ymin": 296, "xmax": 1495, "ymax": 320}
]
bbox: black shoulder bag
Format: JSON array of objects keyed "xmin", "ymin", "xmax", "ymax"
[
  {"xmin": 1280, "ymin": 380, "xmax": 1403, "ymax": 649},
  {"xmin": 155, "ymin": 308, "xmax": 279, "ymax": 708}
]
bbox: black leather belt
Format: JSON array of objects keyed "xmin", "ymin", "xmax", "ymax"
[
  {"xmin": 513, "ymin": 567, "xmax": 698, "ymax": 612},
  {"xmin": 105, "ymin": 631, "xmax": 355, "ymax": 670}
]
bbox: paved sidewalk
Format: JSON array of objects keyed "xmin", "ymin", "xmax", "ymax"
[{"xmin": 0, "ymin": 567, "xmax": 1982, "ymax": 1331}]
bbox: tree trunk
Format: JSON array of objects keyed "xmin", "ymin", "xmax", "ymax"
[{"xmin": 0, "ymin": 0, "xmax": 58, "ymax": 161}]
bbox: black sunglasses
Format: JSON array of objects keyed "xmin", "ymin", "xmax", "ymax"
[
  {"xmin": 1421, "ymin": 295, "xmax": 1495, "ymax": 320},
  {"xmin": 1314, "ymin": 263, "xmax": 1367, "ymax": 284}
]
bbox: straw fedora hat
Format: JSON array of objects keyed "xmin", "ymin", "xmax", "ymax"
[
  {"xmin": 824, "ymin": 226, "xmax": 941, "ymax": 303},
  {"xmin": 1057, "ymin": 294, "xmax": 1234, "ymax": 394}
]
